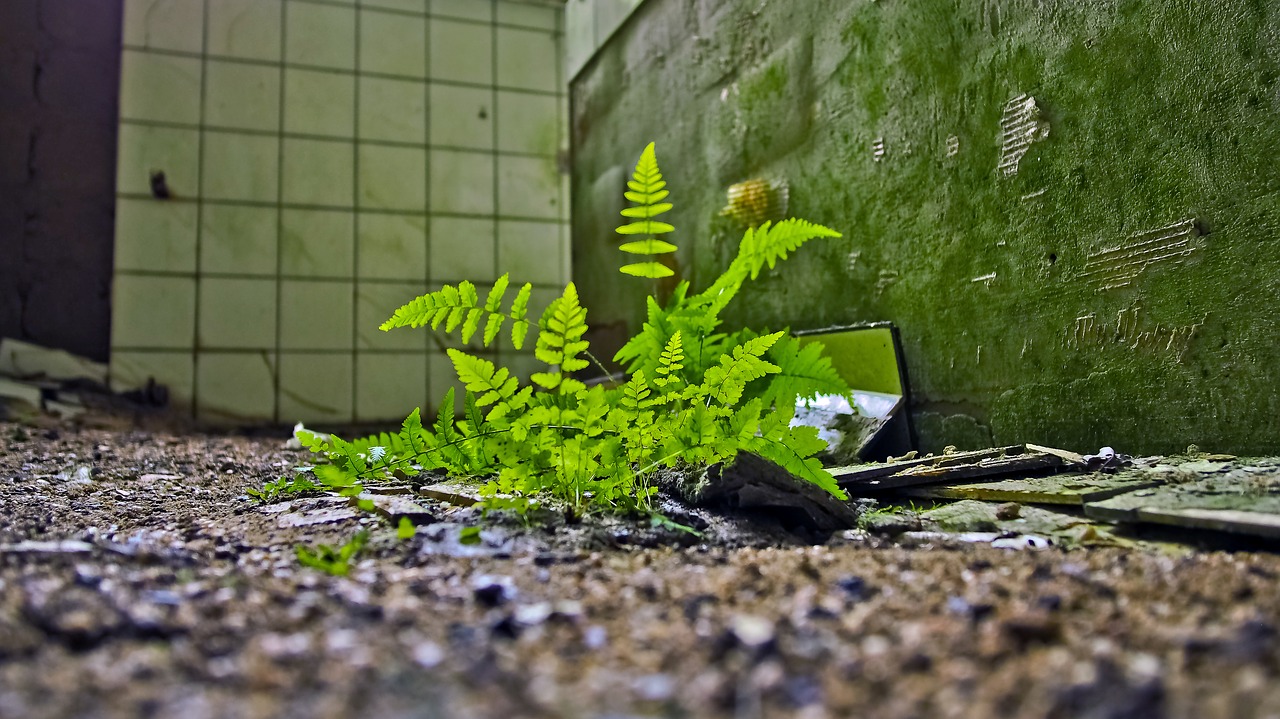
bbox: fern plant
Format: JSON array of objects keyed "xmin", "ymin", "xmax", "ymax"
[
  {"xmin": 617, "ymin": 142, "xmax": 677, "ymax": 279},
  {"xmin": 292, "ymin": 142, "xmax": 852, "ymax": 518}
]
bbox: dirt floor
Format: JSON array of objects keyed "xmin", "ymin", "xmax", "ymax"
[{"xmin": 1, "ymin": 420, "xmax": 1279, "ymax": 719}]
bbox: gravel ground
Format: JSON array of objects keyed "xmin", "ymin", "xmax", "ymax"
[{"xmin": 1, "ymin": 421, "xmax": 1278, "ymax": 719}]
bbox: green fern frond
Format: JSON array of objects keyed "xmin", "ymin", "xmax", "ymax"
[
  {"xmin": 759, "ymin": 334, "xmax": 852, "ymax": 408},
  {"xmin": 693, "ymin": 218, "xmax": 842, "ymax": 315},
  {"xmin": 750, "ymin": 425, "xmax": 847, "ymax": 500},
  {"xmin": 653, "ymin": 331, "xmax": 684, "ymax": 389},
  {"xmin": 380, "ymin": 274, "xmax": 533, "ymax": 350},
  {"xmin": 447, "ymin": 348, "xmax": 532, "ymax": 423},
  {"xmin": 531, "ymin": 283, "xmax": 590, "ymax": 394},
  {"xmin": 617, "ymin": 142, "xmax": 677, "ymax": 279},
  {"xmin": 700, "ymin": 331, "xmax": 784, "ymax": 406}
]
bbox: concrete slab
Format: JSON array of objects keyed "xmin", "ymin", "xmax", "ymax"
[{"xmin": 901, "ymin": 473, "xmax": 1163, "ymax": 506}]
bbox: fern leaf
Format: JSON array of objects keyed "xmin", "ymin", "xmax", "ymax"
[
  {"xmin": 653, "ymin": 331, "xmax": 684, "ymax": 390},
  {"xmin": 617, "ymin": 142, "xmax": 678, "ymax": 277},
  {"xmin": 701, "ymin": 331, "xmax": 784, "ymax": 406},
  {"xmin": 380, "ymin": 274, "xmax": 532, "ymax": 351},
  {"xmin": 531, "ymin": 283, "xmax": 590, "ymax": 393},
  {"xmin": 510, "ymin": 282, "xmax": 532, "ymax": 349},
  {"xmin": 448, "ymin": 349, "xmax": 522, "ymax": 409},
  {"xmin": 759, "ymin": 335, "xmax": 852, "ymax": 408},
  {"xmin": 620, "ymin": 261, "xmax": 674, "ymax": 278},
  {"xmin": 750, "ymin": 427, "xmax": 847, "ymax": 500},
  {"xmin": 618, "ymin": 239, "xmax": 678, "ymax": 255}
]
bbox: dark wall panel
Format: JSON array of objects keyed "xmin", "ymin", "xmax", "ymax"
[{"xmin": 0, "ymin": 0, "xmax": 122, "ymax": 362}]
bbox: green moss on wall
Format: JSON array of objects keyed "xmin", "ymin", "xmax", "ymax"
[{"xmin": 571, "ymin": 0, "xmax": 1280, "ymax": 455}]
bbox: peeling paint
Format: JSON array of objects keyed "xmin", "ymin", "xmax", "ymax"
[
  {"xmin": 872, "ymin": 136, "xmax": 886, "ymax": 162},
  {"xmin": 997, "ymin": 94, "xmax": 1049, "ymax": 177},
  {"xmin": 845, "ymin": 250, "xmax": 861, "ymax": 273},
  {"xmin": 970, "ymin": 272, "xmax": 997, "ymax": 287},
  {"xmin": 946, "ymin": 134, "xmax": 960, "ymax": 157},
  {"xmin": 1080, "ymin": 218, "xmax": 1202, "ymax": 292}
]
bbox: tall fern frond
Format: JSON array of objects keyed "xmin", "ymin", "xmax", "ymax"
[
  {"xmin": 531, "ymin": 283, "xmax": 590, "ymax": 394},
  {"xmin": 448, "ymin": 348, "xmax": 532, "ymax": 422},
  {"xmin": 380, "ymin": 274, "xmax": 533, "ymax": 350},
  {"xmin": 617, "ymin": 142, "xmax": 677, "ymax": 279},
  {"xmin": 694, "ymin": 219, "xmax": 842, "ymax": 315}
]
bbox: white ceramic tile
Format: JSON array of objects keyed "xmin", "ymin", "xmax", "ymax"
[
  {"xmin": 278, "ymin": 352, "xmax": 354, "ymax": 423},
  {"xmin": 429, "ymin": 19, "xmax": 492, "ymax": 85},
  {"xmin": 430, "ymin": 0, "xmax": 491, "ymax": 22},
  {"xmin": 357, "ymin": 351, "xmax": 427, "ymax": 421},
  {"xmin": 497, "ymin": 350, "xmax": 542, "ymax": 385},
  {"xmin": 202, "ymin": 131, "xmax": 279, "ymax": 202},
  {"xmin": 363, "ymin": 0, "xmax": 426, "ymax": 13},
  {"xmin": 122, "ymin": 0, "xmax": 204, "ymax": 53},
  {"xmin": 282, "ymin": 138, "xmax": 354, "ymax": 207},
  {"xmin": 111, "ymin": 274, "xmax": 196, "ymax": 349},
  {"xmin": 116, "ymin": 124, "xmax": 200, "ymax": 197},
  {"xmin": 355, "ymin": 282, "xmax": 429, "ymax": 350},
  {"xmin": 357, "ymin": 144, "xmax": 427, "ymax": 211},
  {"xmin": 195, "ymin": 351, "xmax": 277, "ymax": 422},
  {"xmin": 357, "ymin": 213, "xmax": 428, "ymax": 279},
  {"xmin": 497, "ymin": 219, "xmax": 563, "ymax": 285},
  {"xmin": 204, "ymin": 61, "xmax": 280, "ymax": 131},
  {"xmin": 495, "ymin": 26, "xmax": 558, "ymax": 93},
  {"xmin": 429, "ymin": 149, "xmax": 493, "ymax": 214},
  {"xmin": 429, "ymin": 83, "xmax": 492, "ymax": 150},
  {"xmin": 119, "ymin": 50, "xmax": 202, "ymax": 125},
  {"xmin": 426, "ymin": 348, "xmax": 467, "ymax": 415},
  {"xmin": 208, "ymin": 0, "xmax": 283, "ymax": 61},
  {"xmin": 108, "ymin": 351, "xmax": 195, "ymax": 404},
  {"xmin": 359, "ymin": 76, "xmax": 426, "ymax": 144},
  {"xmin": 113, "ymin": 198, "xmax": 198, "ymax": 273},
  {"xmin": 496, "ymin": 90, "xmax": 558, "ymax": 155},
  {"xmin": 198, "ymin": 277, "xmax": 277, "ymax": 349},
  {"xmin": 497, "ymin": 154, "xmax": 560, "ymax": 219},
  {"xmin": 360, "ymin": 9, "xmax": 426, "ymax": 78},
  {"xmin": 285, "ymin": 1, "xmax": 356, "ymax": 70},
  {"xmin": 284, "ymin": 68, "xmax": 355, "ymax": 138},
  {"xmin": 281, "ymin": 209, "xmax": 355, "ymax": 277},
  {"xmin": 199, "ymin": 204, "xmax": 279, "ymax": 275},
  {"xmin": 496, "ymin": 1, "xmax": 556, "ymax": 30},
  {"xmin": 279, "ymin": 279, "xmax": 354, "ymax": 349},
  {"xmin": 429, "ymin": 216, "xmax": 494, "ymax": 282}
]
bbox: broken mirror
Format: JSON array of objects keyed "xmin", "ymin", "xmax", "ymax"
[{"xmin": 792, "ymin": 323, "xmax": 914, "ymax": 462}]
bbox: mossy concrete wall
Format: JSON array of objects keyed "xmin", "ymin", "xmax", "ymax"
[{"xmin": 570, "ymin": 0, "xmax": 1280, "ymax": 455}]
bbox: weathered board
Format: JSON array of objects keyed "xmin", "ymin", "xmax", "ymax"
[
  {"xmin": 1084, "ymin": 467, "xmax": 1280, "ymax": 540},
  {"xmin": 835, "ymin": 446, "xmax": 1068, "ymax": 494},
  {"xmin": 901, "ymin": 473, "xmax": 1163, "ymax": 506}
]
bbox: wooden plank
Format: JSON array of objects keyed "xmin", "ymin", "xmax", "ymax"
[
  {"xmin": 1135, "ymin": 507, "xmax": 1280, "ymax": 540},
  {"xmin": 832, "ymin": 446, "xmax": 1025, "ymax": 488},
  {"xmin": 840, "ymin": 450, "xmax": 1063, "ymax": 494},
  {"xmin": 901, "ymin": 474, "xmax": 1162, "ymax": 506}
]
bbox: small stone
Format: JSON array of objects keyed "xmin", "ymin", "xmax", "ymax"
[
  {"xmin": 633, "ymin": 673, "xmax": 676, "ymax": 701},
  {"xmin": 411, "ymin": 641, "xmax": 445, "ymax": 669},
  {"xmin": 472, "ymin": 575, "xmax": 515, "ymax": 607},
  {"xmin": 730, "ymin": 614, "xmax": 775, "ymax": 649},
  {"xmin": 995, "ymin": 502, "xmax": 1022, "ymax": 520}
]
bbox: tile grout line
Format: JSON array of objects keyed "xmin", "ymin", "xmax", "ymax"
[
  {"xmin": 122, "ymin": 46, "xmax": 565, "ymax": 97},
  {"xmin": 351, "ymin": 2, "xmax": 362, "ymax": 424},
  {"xmin": 273, "ymin": 0, "xmax": 288, "ymax": 424},
  {"xmin": 424, "ymin": 0, "xmax": 434, "ymax": 417},
  {"xmin": 191, "ymin": 0, "xmax": 211, "ymax": 422},
  {"xmin": 491, "ymin": 0, "xmax": 500, "ymax": 380}
]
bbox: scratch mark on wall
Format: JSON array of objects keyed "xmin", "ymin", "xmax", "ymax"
[
  {"xmin": 1067, "ymin": 300, "xmax": 1207, "ymax": 362},
  {"xmin": 946, "ymin": 135, "xmax": 960, "ymax": 157},
  {"xmin": 845, "ymin": 250, "xmax": 861, "ymax": 274},
  {"xmin": 1079, "ymin": 218, "xmax": 1202, "ymax": 292},
  {"xmin": 1021, "ymin": 188, "xmax": 1047, "ymax": 201},
  {"xmin": 872, "ymin": 137, "xmax": 885, "ymax": 162},
  {"xmin": 875, "ymin": 269, "xmax": 898, "ymax": 294},
  {"xmin": 997, "ymin": 94, "xmax": 1049, "ymax": 177},
  {"xmin": 970, "ymin": 272, "xmax": 997, "ymax": 287}
]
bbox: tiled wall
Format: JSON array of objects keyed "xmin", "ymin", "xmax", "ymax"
[
  {"xmin": 110, "ymin": 0, "xmax": 570, "ymax": 426},
  {"xmin": 565, "ymin": 0, "xmax": 642, "ymax": 79}
]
